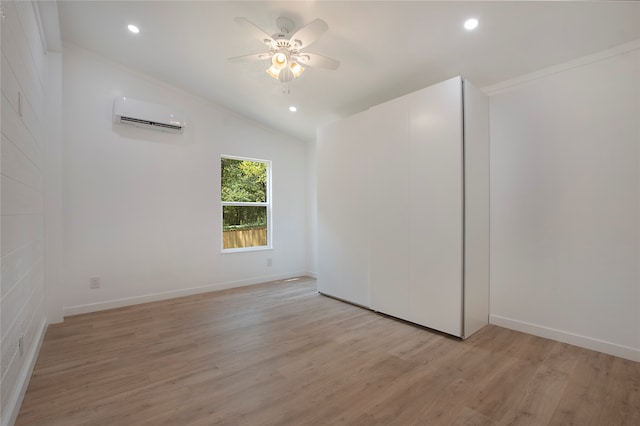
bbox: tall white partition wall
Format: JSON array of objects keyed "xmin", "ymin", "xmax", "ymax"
[{"xmin": 317, "ymin": 76, "xmax": 489, "ymax": 338}]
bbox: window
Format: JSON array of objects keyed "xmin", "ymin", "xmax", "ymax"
[{"xmin": 221, "ymin": 156, "xmax": 271, "ymax": 251}]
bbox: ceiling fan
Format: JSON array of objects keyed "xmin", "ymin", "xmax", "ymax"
[{"xmin": 228, "ymin": 16, "xmax": 340, "ymax": 83}]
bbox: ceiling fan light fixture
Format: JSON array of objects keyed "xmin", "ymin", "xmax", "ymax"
[
  {"xmin": 289, "ymin": 61, "xmax": 305, "ymax": 78},
  {"xmin": 273, "ymin": 52, "xmax": 287, "ymax": 68},
  {"xmin": 231, "ymin": 16, "xmax": 338, "ymax": 84},
  {"xmin": 266, "ymin": 65, "xmax": 281, "ymax": 80},
  {"xmin": 266, "ymin": 61, "xmax": 304, "ymax": 82},
  {"xmin": 267, "ymin": 52, "xmax": 289, "ymax": 80}
]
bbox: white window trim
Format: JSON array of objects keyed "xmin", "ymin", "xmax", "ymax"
[{"xmin": 220, "ymin": 155, "xmax": 272, "ymax": 253}]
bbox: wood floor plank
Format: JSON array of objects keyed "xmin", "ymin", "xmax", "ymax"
[
  {"xmin": 547, "ymin": 351, "xmax": 624, "ymax": 426},
  {"xmin": 597, "ymin": 357, "xmax": 640, "ymax": 425},
  {"xmin": 470, "ymin": 355, "xmax": 538, "ymax": 422},
  {"xmin": 15, "ymin": 277, "xmax": 640, "ymax": 425},
  {"xmin": 498, "ymin": 365, "xmax": 569, "ymax": 426},
  {"xmin": 452, "ymin": 406, "xmax": 495, "ymax": 426}
]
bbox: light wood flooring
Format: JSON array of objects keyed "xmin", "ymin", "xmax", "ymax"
[{"xmin": 17, "ymin": 277, "xmax": 640, "ymax": 425}]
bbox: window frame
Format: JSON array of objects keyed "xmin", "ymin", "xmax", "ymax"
[{"xmin": 220, "ymin": 155, "xmax": 272, "ymax": 253}]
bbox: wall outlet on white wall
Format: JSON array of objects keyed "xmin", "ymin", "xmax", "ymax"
[{"xmin": 90, "ymin": 277, "xmax": 101, "ymax": 289}]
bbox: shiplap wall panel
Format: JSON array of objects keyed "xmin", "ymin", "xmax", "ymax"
[
  {"xmin": 16, "ymin": 92, "xmax": 44, "ymax": 150},
  {"xmin": 1, "ymin": 178, "xmax": 43, "ymax": 215},
  {"xmin": 1, "ymin": 239, "xmax": 44, "ymax": 298},
  {"xmin": 2, "ymin": 135, "xmax": 44, "ymax": 191},
  {"xmin": 14, "ymin": 1, "xmax": 47, "ymax": 88},
  {"xmin": 1, "ymin": 259, "xmax": 44, "ymax": 338},
  {"xmin": 1, "ymin": 215, "xmax": 43, "ymax": 259},
  {"xmin": 1, "ymin": 52, "xmax": 21, "ymax": 113},
  {"xmin": 1, "ymin": 94, "xmax": 44, "ymax": 169},
  {"xmin": 1, "ymin": 1, "xmax": 45, "ymax": 118},
  {"xmin": 0, "ymin": 0, "xmax": 49, "ymax": 421},
  {"xmin": 0, "ymin": 292, "xmax": 45, "ymax": 415},
  {"xmin": 0, "ymin": 8, "xmax": 44, "ymax": 124}
]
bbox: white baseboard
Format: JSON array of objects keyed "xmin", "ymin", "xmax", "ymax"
[
  {"xmin": 62, "ymin": 271, "xmax": 309, "ymax": 317},
  {"xmin": 490, "ymin": 314, "xmax": 640, "ymax": 362},
  {"xmin": 3, "ymin": 318, "xmax": 48, "ymax": 426}
]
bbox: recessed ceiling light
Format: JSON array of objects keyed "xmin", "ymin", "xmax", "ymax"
[
  {"xmin": 289, "ymin": 106, "xmax": 297, "ymax": 112},
  {"xmin": 128, "ymin": 24, "xmax": 140, "ymax": 34},
  {"xmin": 464, "ymin": 18, "xmax": 479, "ymax": 31}
]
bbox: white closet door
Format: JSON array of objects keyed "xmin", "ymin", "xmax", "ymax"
[
  {"xmin": 408, "ymin": 77, "xmax": 464, "ymax": 336},
  {"xmin": 368, "ymin": 96, "xmax": 411, "ymax": 317},
  {"xmin": 317, "ymin": 112, "xmax": 371, "ymax": 307}
]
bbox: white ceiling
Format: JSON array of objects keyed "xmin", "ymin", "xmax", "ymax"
[{"xmin": 57, "ymin": 1, "xmax": 640, "ymax": 142}]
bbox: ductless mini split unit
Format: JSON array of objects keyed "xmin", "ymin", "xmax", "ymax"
[{"xmin": 113, "ymin": 97, "xmax": 186, "ymax": 133}]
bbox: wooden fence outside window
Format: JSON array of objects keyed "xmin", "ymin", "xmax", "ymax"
[{"xmin": 223, "ymin": 228, "xmax": 267, "ymax": 249}]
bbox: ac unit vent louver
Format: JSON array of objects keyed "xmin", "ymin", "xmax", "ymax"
[{"xmin": 113, "ymin": 97, "xmax": 186, "ymax": 134}]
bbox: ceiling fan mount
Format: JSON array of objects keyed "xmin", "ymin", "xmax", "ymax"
[
  {"xmin": 229, "ymin": 16, "xmax": 340, "ymax": 84},
  {"xmin": 275, "ymin": 16, "xmax": 295, "ymax": 34}
]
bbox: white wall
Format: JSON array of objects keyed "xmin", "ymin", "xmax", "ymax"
[
  {"xmin": 488, "ymin": 44, "xmax": 640, "ymax": 361},
  {"xmin": 61, "ymin": 43, "xmax": 307, "ymax": 316},
  {"xmin": 1, "ymin": 1, "xmax": 56, "ymax": 424},
  {"xmin": 45, "ymin": 51, "xmax": 63, "ymax": 325}
]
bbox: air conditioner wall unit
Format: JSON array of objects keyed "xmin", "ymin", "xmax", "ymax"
[{"xmin": 113, "ymin": 97, "xmax": 186, "ymax": 133}]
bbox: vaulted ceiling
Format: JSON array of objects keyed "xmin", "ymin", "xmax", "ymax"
[{"xmin": 58, "ymin": 1, "xmax": 640, "ymax": 142}]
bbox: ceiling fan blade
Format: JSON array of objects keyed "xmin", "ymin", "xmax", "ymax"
[
  {"xmin": 290, "ymin": 18, "xmax": 328, "ymax": 49},
  {"xmin": 294, "ymin": 53, "xmax": 340, "ymax": 70},
  {"xmin": 234, "ymin": 17, "xmax": 275, "ymax": 46},
  {"xmin": 228, "ymin": 53, "xmax": 272, "ymax": 63}
]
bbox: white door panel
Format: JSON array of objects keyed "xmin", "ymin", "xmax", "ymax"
[
  {"xmin": 408, "ymin": 77, "xmax": 464, "ymax": 336},
  {"xmin": 368, "ymin": 96, "xmax": 411, "ymax": 317},
  {"xmin": 317, "ymin": 112, "xmax": 371, "ymax": 306}
]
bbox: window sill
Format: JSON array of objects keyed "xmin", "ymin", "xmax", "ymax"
[{"xmin": 221, "ymin": 246, "xmax": 273, "ymax": 254}]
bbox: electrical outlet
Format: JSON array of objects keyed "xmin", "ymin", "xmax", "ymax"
[
  {"xmin": 266, "ymin": 258, "xmax": 273, "ymax": 267},
  {"xmin": 18, "ymin": 335, "xmax": 24, "ymax": 356},
  {"xmin": 90, "ymin": 277, "xmax": 101, "ymax": 289}
]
